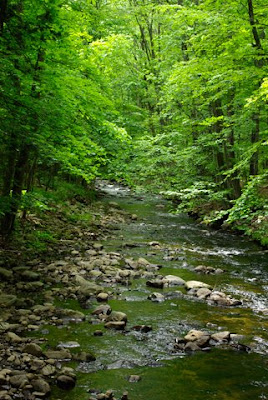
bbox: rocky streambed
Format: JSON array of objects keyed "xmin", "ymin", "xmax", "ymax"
[{"xmin": 0, "ymin": 183, "xmax": 268, "ymax": 400}]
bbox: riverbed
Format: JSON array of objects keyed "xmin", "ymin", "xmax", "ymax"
[{"xmin": 50, "ymin": 183, "xmax": 268, "ymax": 400}]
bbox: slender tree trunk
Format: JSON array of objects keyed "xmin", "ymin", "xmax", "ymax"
[
  {"xmin": 1, "ymin": 145, "xmax": 29, "ymax": 234},
  {"xmin": 249, "ymin": 114, "xmax": 260, "ymax": 175},
  {"xmin": 0, "ymin": 0, "xmax": 8, "ymax": 33}
]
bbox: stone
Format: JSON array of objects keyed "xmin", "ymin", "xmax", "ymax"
[
  {"xmin": 132, "ymin": 325, "xmax": 152, "ymax": 333},
  {"xmin": 44, "ymin": 349, "xmax": 72, "ymax": 360},
  {"xmin": 31, "ymin": 378, "xmax": 51, "ymax": 395},
  {"xmin": 211, "ymin": 331, "xmax": 230, "ymax": 342},
  {"xmin": 57, "ymin": 308, "xmax": 85, "ymax": 321},
  {"xmin": 184, "ymin": 342, "xmax": 201, "ymax": 352},
  {"xmin": 184, "ymin": 330, "xmax": 209, "ymax": 342},
  {"xmin": 97, "ymin": 292, "xmax": 109, "ymax": 302},
  {"xmin": 185, "ymin": 281, "xmax": 212, "ymax": 290},
  {"xmin": 194, "ymin": 265, "xmax": 207, "ymax": 273},
  {"xmin": 93, "ymin": 243, "xmax": 103, "ymax": 250},
  {"xmin": 196, "ymin": 288, "xmax": 212, "ymax": 299},
  {"xmin": 0, "ymin": 294, "xmax": 17, "ymax": 307},
  {"xmin": 6, "ymin": 332, "xmax": 22, "ymax": 343},
  {"xmin": 76, "ymin": 275, "xmax": 103, "ymax": 297},
  {"xmin": 146, "ymin": 280, "xmax": 164, "ymax": 289},
  {"xmin": 20, "ymin": 270, "xmax": 40, "ymax": 281},
  {"xmin": 138, "ymin": 257, "xmax": 150, "ymax": 266},
  {"xmin": 105, "ymin": 321, "xmax": 126, "ymax": 330},
  {"xmin": 0, "ymin": 267, "xmax": 13, "ymax": 279},
  {"xmin": 163, "ymin": 275, "xmax": 185, "ymax": 286},
  {"xmin": 57, "ymin": 375, "xmax": 76, "ymax": 390},
  {"xmin": 9, "ymin": 374, "xmax": 29, "ymax": 388},
  {"xmin": 106, "ymin": 311, "xmax": 127, "ymax": 322},
  {"xmin": 23, "ymin": 343, "xmax": 43, "ymax": 357},
  {"xmin": 149, "ymin": 241, "xmax": 160, "ymax": 246},
  {"xmin": 41, "ymin": 365, "xmax": 56, "ymax": 376},
  {"xmin": 121, "ymin": 391, "xmax": 129, "ymax": 400},
  {"xmin": 128, "ymin": 375, "xmax": 141, "ymax": 383},
  {"xmin": 94, "ymin": 330, "xmax": 104, "ymax": 336},
  {"xmin": 92, "ymin": 304, "xmax": 111, "ymax": 316},
  {"xmin": 57, "ymin": 341, "xmax": 80, "ymax": 349}
]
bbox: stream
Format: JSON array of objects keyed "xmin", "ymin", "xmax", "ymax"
[{"xmin": 50, "ymin": 183, "xmax": 268, "ymax": 400}]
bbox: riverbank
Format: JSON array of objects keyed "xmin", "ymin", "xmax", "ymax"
[{"xmin": 0, "ymin": 182, "xmax": 267, "ymax": 400}]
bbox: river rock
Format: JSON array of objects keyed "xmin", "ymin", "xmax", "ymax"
[
  {"xmin": 76, "ymin": 275, "xmax": 104, "ymax": 297},
  {"xmin": 185, "ymin": 281, "xmax": 212, "ymax": 290},
  {"xmin": 32, "ymin": 377, "xmax": 51, "ymax": 394},
  {"xmin": 184, "ymin": 330, "xmax": 209, "ymax": 342},
  {"xmin": 128, "ymin": 375, "xmax": 141, "ymax": 383},
  {"xmin": 0, "ymin": 267, "xmax": 13, "ymax": 279},
  {"xmin": 73, "ymin": 351, "xmax": 96, "ymax": 362},
  {"xmin": 146, "ymin": 280, "xmax": 164, "ymax": 289},
  {"xmin": 148, "ymin": 292, "xmax": 165, "ymax": 302},
  {"xmin": 105, "ymin": 321, "xmax": 126, "ymax": 330},
  {"xmin": 97, "ymin": 292, "xmax": 109, "ymax": 302},
  {"xmin": 9, "ymin": 374, "xmax": 29, "ymax": 388},
  {"xmin": 106, "ymin": 311, "xmax": 127, "ymax": 322},
  {"xmin": 57, "ymin": 308, "xmax": 85, "ymax": 321},
  {"xmin": 57, "ymin": 375, "xmax": 76, "ymax": 390},
  {"xmin": 41, "ymin": 365, "xmax": 56, "ymax": 376},
  {"xmin": 196, "ymin": 288, "xmax": 212, "ymax": 299},
  {"xmin": 6, "ymin": 332, "xmax": 22, "ymax": 343},
  {"xmin": 132, "ymin": 325, "xmax": 152, "ymax": 333},
  {"xmin": 44, "ymin": 349, "xmax": 72, "ymax": 360},
  {"xmin": 92, "ymin": 304, "xmax": 111, "ymax": 316},
  {"xmin": 184, "ymin": 341, "xmax": 201, "ymax": 352},
  {"xmin": 23, "ymin": 343, "xmax": 43, "ymax": 357},
  {"xmin": 163, "ymin": 275, "xmax": 185, "ymax": 286},
  {"xmin": 211, "ymin": 331, "xmax": 230, "ymax": 342},
  {"xmin": 0, "ymin": 294, "xmax": 17, "ymax": 307},
  {"xmin": 57, "ymin": 341, "xmax": 80, "ymax": 349}
]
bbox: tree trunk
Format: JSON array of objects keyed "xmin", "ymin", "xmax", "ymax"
[{"xmin": 1, "ymin": 145, "xmax": 29, "ymax": 234}]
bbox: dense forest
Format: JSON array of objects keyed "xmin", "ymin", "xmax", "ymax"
[{"xmin": 0, "ymin": 0, "xmax": 268, "ymax": 244}]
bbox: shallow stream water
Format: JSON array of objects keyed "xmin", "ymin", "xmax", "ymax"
[{"xmin": 50, "ymin": 183, "xmax": 268, "ymax": 400}]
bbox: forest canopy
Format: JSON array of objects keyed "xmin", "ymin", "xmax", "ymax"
[{"xmin": 0, "ymin": 0, "xmax": 267, "ymax": 244}]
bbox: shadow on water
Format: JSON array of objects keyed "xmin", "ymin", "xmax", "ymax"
[{"xmin": 50, "ymin": 182, "xmax": 268, "ymax": 400}]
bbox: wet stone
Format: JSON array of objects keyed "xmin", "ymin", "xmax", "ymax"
[{"xmin": 128, "ymin": 375, "xmax": 141, "ymax": 383}]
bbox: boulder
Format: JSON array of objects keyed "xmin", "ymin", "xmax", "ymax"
[
  {"xmin": 44, "ymin": 349, "xmax": 71, "ymax": 360},
  {"xmin": 196, "ymin": 288, "xmax": 212, "ymax": 299},
  {"xmin": 106, "ymin": 311, "xmax": 127, "ymax": 323},
  {"xmin": 92, "ymin": 304, "xmax": 111, "ymax": 316},
  {"xmin": 23, "ymin": 343, "xmax": 43, "ymax": 357},
  {"xmin": 211, "ymin": 331, "xmax": 230, "ymax": 342},
  {"xmin": 185, "ymin": 281, "xmax": 212, "ymax": 290},
  {"xmin": 97, "ymin": 292, "xmax": 109, "ymax": 302},
  {"xmin": 41, "ymin": 365, "xmax": 56, "ymax": 376},
  {"xmin": 9, "ymin": 374, "xmax": 29, "ymax": 389},
  {"xmin": 57, "ymin": 375, "xmax": 76, "ymax": 390},
  {"xmin": 146, "ymin": 280, "xmax": 164, "ymax": 289},
  {"xmin": 6, "ymin": 332, "xmax": 22, "ymax": 343},
  {"xmin": 148, "ymin": 292, "xmax": 165, "ymax": 302},
  {"xmin": 75, "ymin": 275, "xmax": 103, "ymax": 297},
  {"xmin": 105, "ymin": 321, "xmax": 126, "ymax": 330},
  {"xmin": 163, "ymin": 275, "xmax": 185, "ymax": 286},
  {"xmin": 57, "ymin": 308, "xmax": 85, "ymax": 321},
  {"xmin": 184, "ymin": 330, "xmax": 209, "ymax": 342},
  {"xmin": 128, "ymin": 375, "xmax": 141, "ymax": 383},
  {"xmin": 31, "ymin": 378, "xmax": 51, "ymax": 395}
]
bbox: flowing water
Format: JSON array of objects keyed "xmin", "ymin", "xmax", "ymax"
[{"xmin": 50, "ymin": 183, "xmax": 268, "ymax": 400}]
